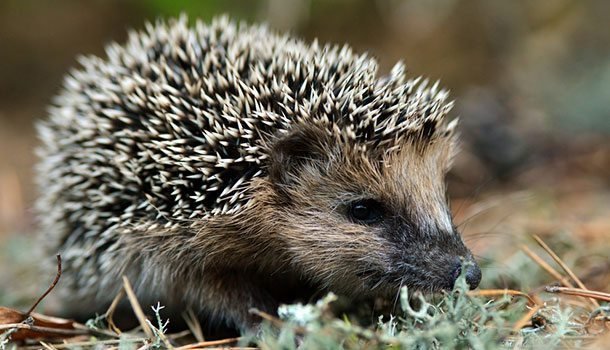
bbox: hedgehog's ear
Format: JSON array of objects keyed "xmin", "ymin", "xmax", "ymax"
[{"xmin": 268, "ymin": 126, "xmax": 331, "ymax": 186}]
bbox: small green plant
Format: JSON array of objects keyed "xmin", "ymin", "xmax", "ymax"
[
  {"xmin": 252, "ymin": 272, "xmax": 598, "ymax": 349},
  {"xmin": 146, "ymin": 302, "xmax": 171, "ymax": 349}
]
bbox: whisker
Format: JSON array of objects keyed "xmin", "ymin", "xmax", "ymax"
[
  {"xmin": 392, "ymin": 277, "xmax": 405, "ymax": 311},
  {"xmin": 457, "ymin": 191, "xmax": 533, "ymax": 231},
  {"xmin": 471, "ymin": 255, "xmax": 495, "ymax": 264},
  {"xmin": 451, "ymin": 176, "xmax": 495, "ymax": 220},
  {"xmin": 371, "ymin": 278, "xmax": 385, "ymax": 291},
  {"xmin": 463, "ymin": 230, "xmax": 505, "ymax": 241}
]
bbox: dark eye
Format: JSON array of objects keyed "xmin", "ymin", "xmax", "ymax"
[{"xmin": 348, "ymin": 199, "xmax": 384, "ymax": 224}]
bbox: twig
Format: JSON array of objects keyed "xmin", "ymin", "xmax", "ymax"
[
  {"xmin": 38, "ymin": 341, "xmax": 57, "ymax": 350},
  {"xmin": 146, "ymin": 310, "xmax": 173, "ymax": 349},
  {"xmin": 249, "ymin": 308, "xmax": 284, "ymax": 328},
  {"xmin": 512, "ymin": 304, "xmax": 543, "ymax": 332},
  {"xmin": 174, "ymin": 337, "xmax": 242, "ymax": 350},
  {"xmin": 166, "ymin": 330, "xmax": 192, "ymax": 340},
  {"xmin": 122, "ymin": 276, "xmax": 153, "ymax": 338},
  {"xmin": 520, "ymin": 245, "xmax": 574, "ymax": 288},
  {"xmin": 71, "ymin": 322, "xmax": 122, "ymax": 338},
  {"xmin": 467, "ymin": 289, "xmax": 538, "ymax": 305},
  {"xmin": 182, "ymin": 309, "xmax": 205, "ymax": 342},
  {"xmin": 26, "ymin": 255, "xmax": 62, "ymax": 316},
  {"xmin": 105, "ymin": 288, "xmax": 126, "ymax": 335},
  {"xmin": 585, "ymin": 306, "xmax": 610, "ymax": 335},
  {"xmin": 249, "ymin": 308, "xmax": 310, "ymax": 335},
  {"xmin": 545, "ymin": 286, "xmax": 610, "ymax": 302},
  {"xmin": 33, "ymin": 339, "xmax": 143, "ymax": 349},
  {"xmin": 0, "ymin": 323, "xmax": 90, "ymax": 336},
  {"xmin": 248, "ymin": 309, "xmax": 285, "ymax": 329},
  {"xmin": 532, "ymin": 235, "xmax": 600, "ymax": 308}
]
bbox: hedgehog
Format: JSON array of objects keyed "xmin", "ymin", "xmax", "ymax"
[{"xmin": 36, "ymin": 15, "xmax": 481, "ymax": 331}]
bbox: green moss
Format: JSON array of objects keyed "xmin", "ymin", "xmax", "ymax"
[{"xmin": 251, "ymin": 274, "xmax": 595, "ymax": 349}]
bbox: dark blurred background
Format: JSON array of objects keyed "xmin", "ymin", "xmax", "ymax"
[{"xmin": 1, "ymin": 0, "xmax": 609, "ymax": 302}]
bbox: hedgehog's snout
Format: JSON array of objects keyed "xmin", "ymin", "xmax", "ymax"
[
  {"xmin": 449, "ymin": 258, "xmax": 481, "ymax": 290},
  {"xmin": 436, "ymin": 242, "xmax": 481, "ymax": 290},
  {"xmin": 387, "ymin": 227, "xmax": 481, "ymax": 293}
]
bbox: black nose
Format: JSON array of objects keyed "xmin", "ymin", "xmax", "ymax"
[{"xmin": 450, "ymin": 260, "xmax": 481, "ymax": 290}]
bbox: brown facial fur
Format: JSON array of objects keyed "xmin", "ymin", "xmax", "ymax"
[{"xmin": 255, "ymin": 125, "xmax": 473, "ymax": 299}]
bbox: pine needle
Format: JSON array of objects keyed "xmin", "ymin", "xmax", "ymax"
[
  {"xmin": 122, "ymin": 276, "xmax": 153, "ymax": 339},
  {"xmin": 532, "ymin": 234, "xmax": 600, "ymax": 308}
]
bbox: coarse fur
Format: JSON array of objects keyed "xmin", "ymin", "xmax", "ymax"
[{"xmin": 36, "ymin": 15, "xmax": 480, "ymax": 330}]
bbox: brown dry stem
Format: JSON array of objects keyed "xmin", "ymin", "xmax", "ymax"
[
  {"xmin": 122, "ymin": 276, "xmax": 153, "ymax": 339},
  {"xmin": 532, "ymin": 234, "xmax": 600, "ymax": 308}
]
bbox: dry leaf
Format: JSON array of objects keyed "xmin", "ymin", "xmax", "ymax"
[{"xmin": 0, "ymin": 306, "xmax": 76, "ymax": 341}]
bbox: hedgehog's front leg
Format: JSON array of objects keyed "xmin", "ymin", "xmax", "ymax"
[
  {"xmin": 196, "ymin": 270, "xmax": 279, "ymax": 331},
  {"xmin": 118, "ymin": 225, "xmax": 279, "ymax": 332}
]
